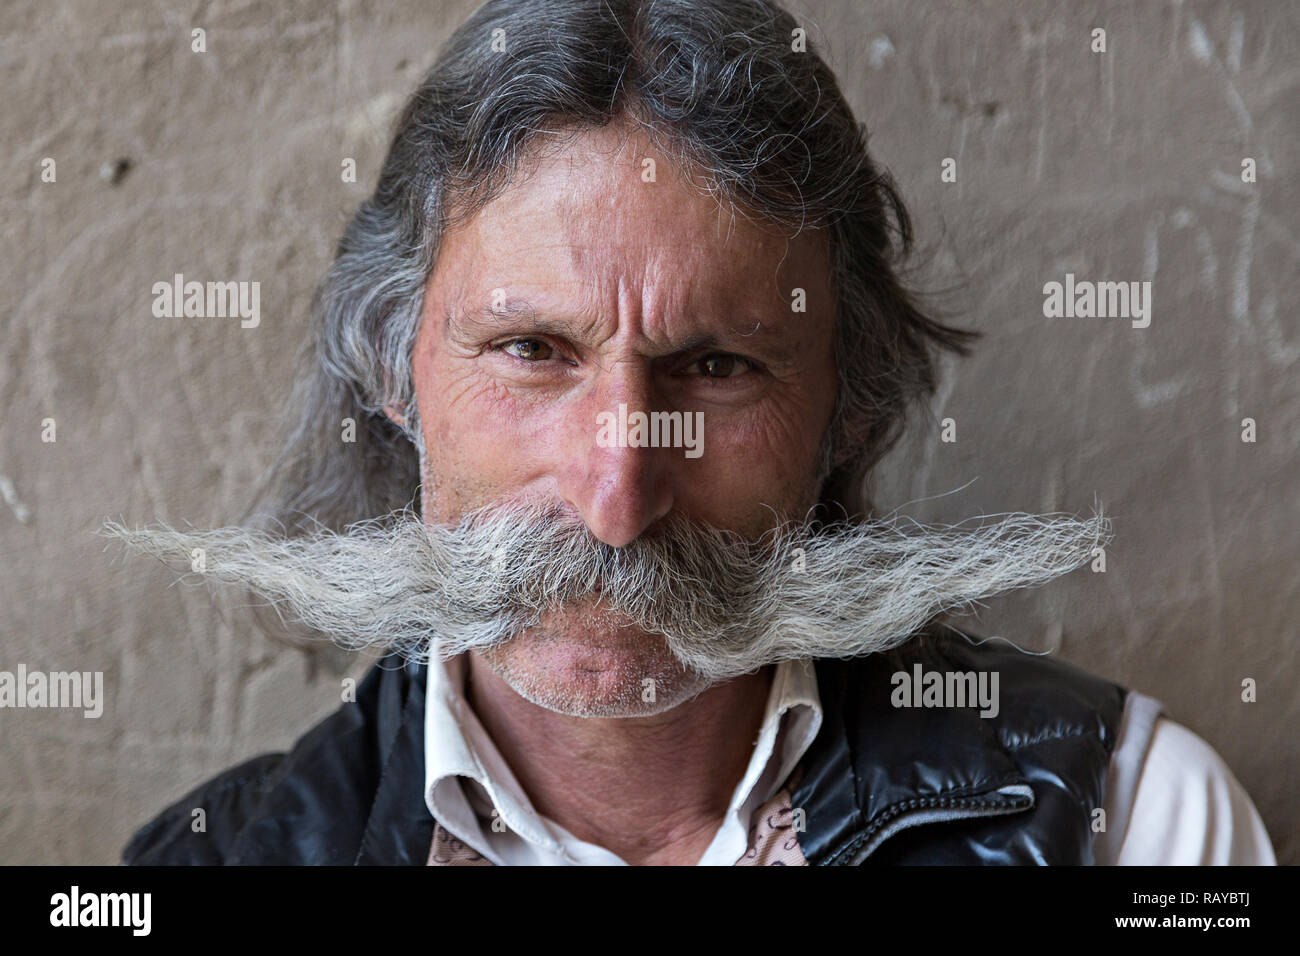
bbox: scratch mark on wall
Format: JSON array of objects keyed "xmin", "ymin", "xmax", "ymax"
[
  {"xmin": 1169, "ymin": 207, "xmax": 1220, "ymax": 289},
  {"xmin": 1227, "ymin": 10, "xmax": 1245, "ymax": 74},
  {"xmin": 0, "ymin": 475, "xmax": 32, "ymax": 524},
  {"xmin": 1257, "ymin": 291, "xmax": 1300, "ymax": 367},
  {"xmin": 1189, "ymin": 17, "xmax": 1275, "ymax": 176},
  {"xmin": 1190, "ymin": 437, "xmax": 1227, "ymax": 643},
  {"xmin": 1187, "ymin": 18, "xmax": 1215, "ymax": 62},
  {"xmin": 1132, "ymin": 213, "xmax": 1189, "ymax": 408},
  {"xmin": 868, "ymin": 34, "xmax": 895, "ymax": 70},
  {"xmin": 1210, "ymin": 168, "xmax": 1252, "ymax": 196}
]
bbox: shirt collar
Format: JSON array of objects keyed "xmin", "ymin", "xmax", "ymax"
[
  {"xmin": 424, "ymin": 651, "xmax": 822, "ymax": 865},
  {"xmin": 422, "ymin": 652, "xmax": 575, "ymax": 862},
  {"xmin": 708, "ymin": 657, "xmax": 821, "ymax": 861}
]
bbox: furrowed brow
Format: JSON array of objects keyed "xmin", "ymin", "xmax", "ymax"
[
  {"xmin": 445, "ymin": 300, "xmax": 579, "ymax": 341},
  {"xmin": 676, "ymin": 322, "xmax": 801, "ymax": 369},
  {"xmin": 446, "ymin": 300, "xmax": 802, "ymax": 368}
]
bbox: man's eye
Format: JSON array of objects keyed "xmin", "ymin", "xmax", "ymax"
[
  {"xmin": 694, "ymin": 353, "xmax": 747, "ymax": 378},
  {"xmin": 500, "ymin": 339, "xmax": 553, "ymax": 361}
]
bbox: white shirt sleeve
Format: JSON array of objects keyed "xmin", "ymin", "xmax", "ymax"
[{"xmin": 1106, "ymin": 716, "xmax": 1276, "ymax": 865}]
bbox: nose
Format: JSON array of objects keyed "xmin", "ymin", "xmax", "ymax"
[{"xmin": 554, "ymin": 362, "xmax": 676, "ymax": 548}]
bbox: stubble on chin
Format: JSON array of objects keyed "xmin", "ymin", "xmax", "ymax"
[{"xmin": 476, "ymin": 601, "xmax": 716, "ymax": 718}]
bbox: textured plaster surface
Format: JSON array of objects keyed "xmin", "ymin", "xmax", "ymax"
[{"xmin": 1, "ymin": 0, "xmax": 1295, "ymax": 863}]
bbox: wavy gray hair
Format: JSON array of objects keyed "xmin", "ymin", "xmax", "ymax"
[{"xmin": 244, "ymin": 0, "xmax": 977, "ymax": 535}]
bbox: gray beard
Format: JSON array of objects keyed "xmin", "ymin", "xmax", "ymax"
[{"xmin": 103, "ymin": 500, "xmax": 1110, "ymax": 683}]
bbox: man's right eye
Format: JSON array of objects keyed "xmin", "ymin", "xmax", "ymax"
[{"xmin": 499, "ymin": 339, "xmax": 553, "ymax": 361}]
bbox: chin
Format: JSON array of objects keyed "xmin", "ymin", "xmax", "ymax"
[{"xmin": 479, "ymin": 607, "xmax": 714, "ymax": 718}]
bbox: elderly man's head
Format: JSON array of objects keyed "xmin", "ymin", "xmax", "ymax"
[
  {"xmin": 392, "ymin": 112, "xmax": 845, "ymax": 713},
  {"xmin": 109, "ymin": 0, "xmax": 1107, "ymax": 718}
]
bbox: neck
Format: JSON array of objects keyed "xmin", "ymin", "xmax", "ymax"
[{"xmin": 464, "ymin": 652, "xmax": 774, "ymax": 866}]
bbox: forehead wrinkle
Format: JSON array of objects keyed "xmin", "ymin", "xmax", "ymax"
[{"xmin": 445, "ymin": 298, "xmax": 608, "ymax": 345}]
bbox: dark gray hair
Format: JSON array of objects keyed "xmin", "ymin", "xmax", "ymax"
[{"xmin": 244, "ymin": 0, "xmax": 977, "ymax": 536}]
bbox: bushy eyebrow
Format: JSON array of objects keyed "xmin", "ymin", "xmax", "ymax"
[{"xmin": 446, "ymin": 298, "xmax": 800, "ymax": 367}]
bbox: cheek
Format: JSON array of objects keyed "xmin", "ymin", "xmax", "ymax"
[
  {"xmin": 414, "ymin": 358, "xmax": 570, "ymax": 514},
  {"xmin": 696, "ymin": 345, "xmax": 837, "ymax": 520},
  {"xmin": 693, "ymin": 395, "xmax": 829, "ymax": 522}
]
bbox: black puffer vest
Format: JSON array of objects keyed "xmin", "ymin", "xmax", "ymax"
[
  {"xmin": 122, "ymin": 623, "xmax": 1127, "ymax": 865},
  {"xmin": 794, "ymin": 624, "xmax": 1126, "ymax": 864}
]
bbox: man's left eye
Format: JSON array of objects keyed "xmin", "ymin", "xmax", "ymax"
[{"xmin": 693, "ymin": 353, "xmax": 749, "ymax": 378}]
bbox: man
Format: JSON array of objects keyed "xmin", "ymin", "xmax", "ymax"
[{"xmin": 111, "ymin": 0, "xmax": 1274, "ymax": 865}]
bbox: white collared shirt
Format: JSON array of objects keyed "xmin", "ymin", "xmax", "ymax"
[
  {"xmin": 423, "ymin": 653, "xmax": 821, "ymax": 866},
  {"xmin": 1109, "ymin": 717, "xmax": 1275, "ymax": 864},
  {"xmin": 422, "ymin": 654, "xmax": 1275, "ymax": 865}
]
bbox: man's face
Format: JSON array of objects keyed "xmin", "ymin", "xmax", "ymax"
[{"xmin": 404, "ymin": 119, "xmax": 838, "ymax": 715}]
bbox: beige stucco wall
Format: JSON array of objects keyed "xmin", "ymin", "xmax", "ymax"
[{"xmin": 2, "ymin": 0, "xmax": 1295, "ymax": 864}]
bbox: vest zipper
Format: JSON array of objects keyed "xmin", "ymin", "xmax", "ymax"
[{"xmin": 828, "ymin": 786, "xmax": 1035, "ymax": 865}]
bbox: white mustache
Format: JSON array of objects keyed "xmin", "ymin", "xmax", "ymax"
[{"xmin": 103, "ymin": 501, "xmax": 1111, "ymax": 682}]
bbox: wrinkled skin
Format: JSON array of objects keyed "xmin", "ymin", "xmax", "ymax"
[{"xmin": 386, "ymin": 117, "xmax": 839, "ymax": 864}]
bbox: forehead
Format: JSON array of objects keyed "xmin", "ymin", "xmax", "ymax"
[{"xmin": 430, "ymin": 120, "xmax": 833, "ymax": 333}]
